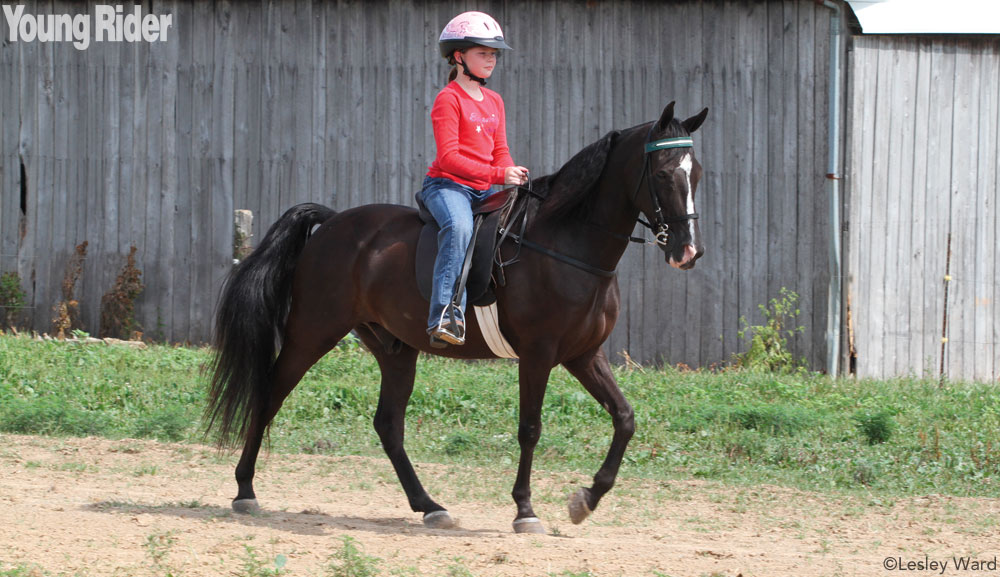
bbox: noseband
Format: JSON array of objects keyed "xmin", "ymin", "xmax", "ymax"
[{"xmin": 632, "ymin": 126, "xmax": 699, "ymax": 249}]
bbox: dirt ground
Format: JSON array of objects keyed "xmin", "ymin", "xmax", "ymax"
[{"xmin": 1, "ymin": 434, "xmax": 997, "ymax": 577}]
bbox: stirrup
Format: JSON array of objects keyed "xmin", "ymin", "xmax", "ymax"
[{"xmin": 429, "ymin": 306, "xmax": 466, "ymax": 347}]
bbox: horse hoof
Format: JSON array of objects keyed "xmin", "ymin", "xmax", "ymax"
[
  {"xmin": 232, "ymin": 498, "xmax": 261, "ymax": 514},
  {"xmin": 423, "ymin": 510, "xmax": 458, "ymax": 529},
  {"xmin": 568, "ymin": 488, "xmax": 593, "ymax": 524},
  {"xmin": 512, "ymin": 516, "xmax": 547, "ymax": 534}
]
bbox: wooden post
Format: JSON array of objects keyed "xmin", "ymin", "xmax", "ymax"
[
  {"xmin": 940, "ymin": 233, "xmax": 952, "ymax": 387},
  {"xmin": 233, "ymin": 210, "xmax": 253, "ymax": 261}
]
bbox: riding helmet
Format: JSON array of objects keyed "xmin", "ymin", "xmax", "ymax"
[{"xmin": 438, "ymin": 11, "xmax": 512, "ymax": 59}]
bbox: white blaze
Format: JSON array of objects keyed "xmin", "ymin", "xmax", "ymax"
[{"xmin": 679, "ymin": 153, "xmax": 696, "ymax": 241}]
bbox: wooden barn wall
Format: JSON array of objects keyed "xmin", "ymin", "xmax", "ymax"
[
  {"xmin": 1, "ymin": 0, "xmax": 834, "ymax": 368},
  {"xmin": 846, "ymin": 36, "xmax": 1000, "ymax": 382},
  {"xmin": 0, "ymin": 0, "xmax": 234, "ymax": 342}
]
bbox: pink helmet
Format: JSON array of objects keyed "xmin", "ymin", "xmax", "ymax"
[{"xmin": 438, "ymin": 11, "xmax": 512, "ymax": 59}]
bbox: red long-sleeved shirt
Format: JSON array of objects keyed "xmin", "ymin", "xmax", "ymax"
[{"xmin": 426, "ymin": 82, "xmax": 515, "ymax": 191}]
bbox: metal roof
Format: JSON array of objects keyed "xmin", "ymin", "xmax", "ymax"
[{"xmin": 846, "ymin": 0, "xmax": 1000, "ymax": 34}]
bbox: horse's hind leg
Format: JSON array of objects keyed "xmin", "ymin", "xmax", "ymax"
[
  {"xmin": 562, "ymin": 348, "xmax": 635, "ymax": 524},
  {"xmin": 356, "ymin": 326, "xmax": 456, "ymax": 529},
  {"xmin": 232, "ymin": 330, "xmax": 344, "ymax": 513}
]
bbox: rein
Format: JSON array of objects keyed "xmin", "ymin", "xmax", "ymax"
[
  {"xmin": 500, "ymin": 229, "xmax": 617, "ymax": 278},
  {"xmin": 495, "ymin": 177, "xmax": 615, "ymax": 281},
  {"xmin": 496, "ymin": 128, "xmax": 698, "ymax": 279}
]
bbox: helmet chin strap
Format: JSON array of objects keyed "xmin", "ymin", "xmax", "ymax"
[{"xmin": 456, "ymin": 55, "xmax": 487, "ymax": 86}]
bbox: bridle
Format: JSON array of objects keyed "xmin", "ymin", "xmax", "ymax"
[{"xmin": 631, "ymin": 125, "xmax": 700, "ymax": 251}]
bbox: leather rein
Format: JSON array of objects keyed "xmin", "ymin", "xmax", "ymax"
[{"xmin": 496, "ymin": 129, "xmax": 698, "ymax": 279}]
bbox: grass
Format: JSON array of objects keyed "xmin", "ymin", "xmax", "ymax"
[
  {"xmin": 236, "ymin": 544, "xmax": 287, "ymax": 577},
  {"xmin": 325, "ymin": 536, "xmax": 381, "ymax": 577},
  {"xmin": 144, "ymin": 530, "xmax": 178, "ymax": 574},
  {"xmin": 0, "ymin": 566, "xmax": 49, "ymax": 577},
  {"xmin": 1, "ymin": 333, "xmax": 999, "ymax": 498}
]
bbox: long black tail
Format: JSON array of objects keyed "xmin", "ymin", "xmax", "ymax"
[{"xmin": 204, "ymin": 203, "xmax": 336, "ymax": 448}]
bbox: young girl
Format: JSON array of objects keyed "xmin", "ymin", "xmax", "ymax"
[{"xmin": 419, "ymin": 11, "xmax": 529, "ymax": 347}]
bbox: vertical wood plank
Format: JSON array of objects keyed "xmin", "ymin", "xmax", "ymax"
[
  {"xmin": 926, "ymin": 40, "xmax": 956, "ymax": 380},
  {"xmin": 883, "ymin": 40, "xmax": 911, "ymax": 377},
  {"xmin": 0, "ymin": 17, "xmax": 18, "ymax": 280},
  {"xmin": 852, "ymin": 37, "xmax": 881, "ymax": 377},
  {"xmin": 134, "ymin": 1, "xmax": 157, "ymax": 336},
  {"xmin": 974, "ymin": 43, "xmax": 998, "ymax": 381},
  {"xmin": 910, "ymin": 38, "xmax": 933, "ymax": 376},
  {"xmin": 893, "ymin": 39, "xmax": 918, "ymax": 377},
  {"xmin": 82, "ymin": 28, "xmax": 103, "ymax": 330},
  {"xmin": 797, "ymin": 0, "xmax": 821, "ymax": 368},
  {"xmin": 868, "ymin": 37, "xmax": 894, "ymax": 377},
  {"xmin": 844, "ymin": 36, "xmax": 864, "ymax": 376},
  {"xmin": 949, "ymin": 44, "xmax": 976, "ymax": 380},
  {"xmin": 159, "ymin": 0, "xmax": 181, "ymax": 341}
]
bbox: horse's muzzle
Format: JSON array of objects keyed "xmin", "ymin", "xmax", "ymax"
[{"xmin": 668, "ymin": 244, "xmax": 701, "ymax": 270}]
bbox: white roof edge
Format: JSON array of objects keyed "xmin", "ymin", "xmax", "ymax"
[{"xmin": 846, "ymin": 0, "xmax": 1000, "ymax": 35}]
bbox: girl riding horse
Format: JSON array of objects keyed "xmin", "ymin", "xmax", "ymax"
[{"xmin": 420, "ymin": 11, "xmax": 529, "ymax": 347}]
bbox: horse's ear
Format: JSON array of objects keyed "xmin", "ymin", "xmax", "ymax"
[
  {"xmin": 656, "ymin": 101, "xmax": 676, "ymax": 132},
  {"xmin": 682, "ymin": 107, "xmax": 709, "ymax": 134}
]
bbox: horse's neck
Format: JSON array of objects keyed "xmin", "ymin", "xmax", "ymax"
[
  {"xmin": 592, "ymin": 167, "xmax": 644, "ymax": 239},
  {"xmin": 579, "ymin": 133, "xmax": 646, "ymax": 267},
  {"xmin": 529, "ymin": 153, "xmax": 642, "ymax": 276}
]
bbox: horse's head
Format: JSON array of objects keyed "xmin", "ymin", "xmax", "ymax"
[{"xmin": 636, "ymin": 102, "xmax": 708, "ymax": 270}]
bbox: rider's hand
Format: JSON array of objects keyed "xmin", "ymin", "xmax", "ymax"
[{"xmin": 504, "ymin": 166, "xmax": 529, "ymax": 186}]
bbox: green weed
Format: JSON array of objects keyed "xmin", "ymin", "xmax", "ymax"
[
  {"xmin": 735, "ymin": 288, "xmax": 806, "ymax": 373},
  {"xmin": 133, "ymin": 465, "xmax": 158, "ymax": 477},
  {"xmin": 852, "ymin": 457, "xmax": 882, "ymax": 486},
  {"xmin": 144, "ymin": 530, "xmax": 178, "ymax": 575},
  {"xmin": 853, "ymin": 409, "xmax": 897, "ymax": 445},
  {"xmin": 0, "ymin": 397, "xmax": 109, "ymax": 436},
  {"xmin": 445, "ymin": 561, "xmax": 474, "ymax": 577},
  {"xmin": 132, "ymin": 406, "xmax": 192, "ymax": 441},
  {"xmin": 0, "ymin": 271, "xmax": 27, "ymax": 331},
  {"xmin": 443, "ymin": 431, "xmax": 477, "ymax": 455},
  {"xmin": 325, "ymin": 536, "xmax": 380, "ymax": 577},
  {"xmin": 237, "ymin": 544, "xmax": 287, "ymax": 577},
  {"xmin": 0, "ymin": 565, "xmax": 48, "ymax": 577}
]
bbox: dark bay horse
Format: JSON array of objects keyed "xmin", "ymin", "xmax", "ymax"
[{"xmin": 205, "ymin": 102, "xmax": 708, "ymax": 534}]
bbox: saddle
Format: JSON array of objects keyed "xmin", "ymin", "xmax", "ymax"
[{"xmin": 414, "ymin": 187, "xmax": 519, "ymax": 308}]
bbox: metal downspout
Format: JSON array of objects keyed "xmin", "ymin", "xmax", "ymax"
[{"xmin": 819, "ymin": 0, "xmax": 843, "ymax": 376}]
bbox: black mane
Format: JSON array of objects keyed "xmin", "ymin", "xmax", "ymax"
[
  {"xmin": 533, "ymin": 129, "xmax": 618, "ymax": 222},
  {"xmin": 536, "ymin": 118, "xmax": 690, "ymax": 222}
]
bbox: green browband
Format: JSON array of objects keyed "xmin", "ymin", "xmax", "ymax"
[{"xmin": 645, "ymin": 137, "xmax": 694, "ymax": 153}]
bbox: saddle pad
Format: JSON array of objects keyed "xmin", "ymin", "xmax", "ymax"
[{"xmin": 474, "ymin": 302, "xmax": 518, "ymax": 359}]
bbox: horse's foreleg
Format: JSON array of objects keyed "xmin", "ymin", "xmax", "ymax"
[
  {"xmin": 562, "ymin": 348, "xmax": 635, "ymax": 524},
  {"xmin": 363, "ymin": 332, "xmax": 455, "ymax": 529},
  {"xmin": 510, "ymin": 358, "xmax": 553, "ymax": 534}
]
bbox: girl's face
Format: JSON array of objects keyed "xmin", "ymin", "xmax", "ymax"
[{"xmin": 458, "ymin": 47, "xmax": 499, "ymax": 79}]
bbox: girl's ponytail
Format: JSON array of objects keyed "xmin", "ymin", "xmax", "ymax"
[{"xmin": 448, "ymin": 67, "xmax": 458, "ymax": 82}]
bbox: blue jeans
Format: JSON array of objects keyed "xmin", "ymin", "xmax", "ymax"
[{"xmin": 417, "ymin": 176, "xmax": 493, "ymax": 330}]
